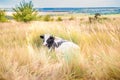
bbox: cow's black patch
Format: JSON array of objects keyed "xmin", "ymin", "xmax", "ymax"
[{"xmin": 46, "ymin": 36, "xmax": 55, "ymax": 48}]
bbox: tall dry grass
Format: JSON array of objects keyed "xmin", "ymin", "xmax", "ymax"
[{"xmin": 0, "ymin": 15, "xmax": 120, "ymax": 80}]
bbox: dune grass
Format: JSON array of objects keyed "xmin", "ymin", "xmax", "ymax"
[{"xmin": 0, "ymin": 14, "xmax": 120, "ymax": 80}]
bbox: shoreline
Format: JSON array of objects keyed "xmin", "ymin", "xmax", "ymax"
[
  {"xmin": 6, "ymin": 12, "xmax": 120, "ymax": 16},
  {"xmin": 6, "ymin": 12, "xmax": 70, "ymax": 16}
]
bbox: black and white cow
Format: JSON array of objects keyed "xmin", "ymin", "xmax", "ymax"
[{"xmin": 40, "ymin": 34, "xmax": 80, "ymax": 54}]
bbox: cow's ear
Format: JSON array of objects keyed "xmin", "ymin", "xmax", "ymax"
[
  {"xmin": 49, "ymin": 36, "xmax": 54, "ymax": 39},
  {"xmin": 40, "ymin": 35, "xmax": 44, "ymax": 39}
]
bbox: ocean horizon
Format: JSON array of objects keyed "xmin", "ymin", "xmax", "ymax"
[{"xmin": 1, "ymin": 7, "xmax": 120, "ymax": 14}]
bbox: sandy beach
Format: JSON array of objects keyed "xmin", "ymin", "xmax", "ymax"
[{"xmin": 6, "ymin": 11, "xmax": 70, "ymax": 16}]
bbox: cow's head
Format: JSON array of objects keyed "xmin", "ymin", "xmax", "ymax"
[{"xmin": 40, "ymin": 34, "xmax": 55, "ymax": 48}]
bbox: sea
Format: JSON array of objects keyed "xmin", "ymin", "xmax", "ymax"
[{"xmin": 3, "ymin": 7, "xmax": 120, "ymax": 14}]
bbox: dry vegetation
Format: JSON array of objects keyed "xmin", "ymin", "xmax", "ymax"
[{"xmin": 0, "ymin": 14, "xmax": 120, "ymax": 80}]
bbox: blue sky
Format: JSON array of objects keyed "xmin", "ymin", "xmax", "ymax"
[{"xmin": 0, "ymin": 0, "xmax": 120, "ymax": 8}]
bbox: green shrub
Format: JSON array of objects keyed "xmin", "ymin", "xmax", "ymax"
[
  {"xmin": 0, "ymin": 10, "xmax": 8, "ymax": 22},
  {"xmin": 56, "ymin": 17, "xmax": 62, "ymax": 21},
  {"xmin": 13, "ymin": 1, "xmax": 38, "ymax": 22},
  {"xmin": 42, "ymin": 15, "xmax": 51, "ymax": 21},
  {"xmin": 50, "ymin": 18, "xmax": 54, "ymax": 21},
  {"xmin": 69, "ymin": 16, "xmax": 74, "ymax": 20}
]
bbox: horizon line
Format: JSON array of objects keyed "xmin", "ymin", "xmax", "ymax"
[{"xmin": 1, "ymin": 6, "xmax": 120, "ymax": 9}]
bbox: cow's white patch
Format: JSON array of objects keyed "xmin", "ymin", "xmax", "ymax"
[
  {"xmin": 43, "ymin": 34, "xmax": 51, "ymax": 46},
  {"xmin": 55, "ymin": 41, "xmax": 80, "ymax": 54}
]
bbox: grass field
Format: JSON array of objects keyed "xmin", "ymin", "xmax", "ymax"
[{"xmin": 0, "ymin": 14, "xmax": 120, "ymax": 80}]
